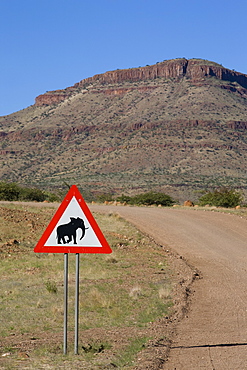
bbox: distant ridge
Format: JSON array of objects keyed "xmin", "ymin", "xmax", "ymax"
[{"xmin": 35, "ymin": 58, "xmax": 247, "ymax": 106}]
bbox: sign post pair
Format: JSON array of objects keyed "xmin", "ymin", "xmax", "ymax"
[{"xmin": 34, "ymin": 185, "xmax": 112, "ymax": 354}]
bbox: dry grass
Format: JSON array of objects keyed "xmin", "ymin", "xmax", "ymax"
[
  {"xmin": 129, "ymin": 286, "xmax": 142, "ymax": 299},
  {"xmin": 0, "ymin": 204, "xmax": 173, "ymax": 369}
]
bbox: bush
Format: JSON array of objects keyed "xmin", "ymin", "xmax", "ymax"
[
  {"xmin": 198, "ymin": 188, "xmax": 243, "ymax": 208},
  {"xmin": 44, "ymin": 280, "xmax": 58, "ymax": 294},
  {"xmin": 116, "ymin": 194, "xmax": 132, "ymax": 204},
  {"xmin": 0, "ymin": 182, "xmax": 58, "ymax": 202},
  {"xmin": 43, "ymin": 191, "xmax": 60, "ymax": 202},
  {"xmin": 0, "ymin": 182, "xmax": 20, "ymax": 201},
  {"xmin": 96, "ymin": 193, "xmax": 114, "ymax": 203},
  {"xmin": 19, "ymin": 187, "xmax": 46, "ymax": 202},
  {"xmin": 117, "ymin": 192, "xmax": 175, "ymax": 207}
]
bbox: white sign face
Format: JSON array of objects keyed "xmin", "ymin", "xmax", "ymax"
[{"xmin": 44, "ymin": 197, "xmax": 101, "ymax": 247}]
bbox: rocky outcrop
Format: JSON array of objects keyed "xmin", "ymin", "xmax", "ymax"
[
  {"xmin": 34, "ymin": 58, "xmax": 247, "ymax": 106},
  {"xmin": 2, "ymin": 119, "xmax": 246, "ymax": 145},
  {"xmin": 0, "ymin": 125, "xmax": 97, "ymax": 142},
  {"xmin": 93, "ymin": 85, "xmax": 157, "ymax": 96},
  {"xmin": 220, "ymin": 85, "xmax": 247, "ymax": 97},
  {"xmin": 78, "ymin": 58, "xmax": 188, "ymax": 86},
  {"xmin": 183, "ymin": 200, "xmax": 194, "ymax": 207},
  {"xmin": 35, "ymin": 92, "xmax": 71, "ymax": 106},
  {"xmin": 227, "ymin": 121, "xmax": 247, "ymax": 130}
]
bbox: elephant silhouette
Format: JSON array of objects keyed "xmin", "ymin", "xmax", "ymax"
[{"xmin": 56, "ymin": 217, "xmax": 88, "ymax": 244}]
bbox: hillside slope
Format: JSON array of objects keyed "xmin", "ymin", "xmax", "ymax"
[{"xmin": 0, "ymin": 58, "xmax": 247, "ymax": 202}]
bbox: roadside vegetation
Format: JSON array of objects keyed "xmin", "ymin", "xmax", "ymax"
[
  {"xmin": 0, "ymin": 181, "xmax": 59, "ymax": 202},
  {"xmin": 1, "ymin": 182, "xmax": 245, "ymax": 210},
  {"xmin": 0, "ymin": 182, "xmax": 176, "ymax": 206},
  {"xmin": 116, "ymin": 192, "xmax": 175, "ymax": 206},
  {"xmin": 0, "ymin": 203, "xmax": 173, "ymax": 369},
  {"xmin": 97, "ymin": 191, "xmax": 175, "ymax": 206},
  {"xmin": 198, "ymin": 187, "xmax": 243, "ymax": 208}
]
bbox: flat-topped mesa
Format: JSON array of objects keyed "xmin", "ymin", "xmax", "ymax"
[
  {"xmin": 35, "ymin": 58, "xmax": 247, "ymax": 106},
  {"xmin": 76, "ymin": 58, "xmax": 188, "ymax": 86}
]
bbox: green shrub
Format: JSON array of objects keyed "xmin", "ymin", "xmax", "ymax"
[
  {"xmin": 19, "ymin": 187, "xmax": 46, "ymax": 202},
  {"xmin": 44, "ymin": 280, "xmax": 58, "ymax": 294},
  {"xmin": 0, "ymin": 182, "xmax": 20, "ymax": 201},
  {"xmin": 198, "ymin": 188, "xmax": 243, "ymax": 208},
  {"xmin": 96, "ymin": 193, "xmax": 114, "ymax": 203},
  {"xmin": 117, "ymin": 192, "xmax": 175, "ymax": 207},
  {"xmin": 116, "ymin": 194, "xmax": 132, "ymax": 204},
  {"xmin": 0, "ymin": 181, "xmax": 58, "ymax": 202},
  {"xmin": 43, "ymin": 191, "xmax": 60, "ymax": 202}
]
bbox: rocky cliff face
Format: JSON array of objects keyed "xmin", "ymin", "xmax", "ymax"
[
  {"xmin": 35, "ymin": 58, "xmax": 247, "ymax": 106},
  {"xmin": 35, "ymin": 93, "xmax": 69, "ymax": 106}
]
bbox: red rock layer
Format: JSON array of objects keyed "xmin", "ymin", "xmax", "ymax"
[{"xmin": 35, "ymin": 59, "xmax": 247, "ymax": 106}]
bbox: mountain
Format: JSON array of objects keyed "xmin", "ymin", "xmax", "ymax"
[{"xmin": 0, "ymin": 58, "xmax": 247, "ymax": 203}]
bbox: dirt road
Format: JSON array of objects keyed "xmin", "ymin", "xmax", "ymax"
[{"xmin": 90, "ymin": 205, "xmax": 247, "ymax": 369}]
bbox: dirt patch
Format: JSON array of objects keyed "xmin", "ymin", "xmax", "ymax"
[{"xmin": 133, "ymin": 249, "xmax": 200, "ymax": 370}]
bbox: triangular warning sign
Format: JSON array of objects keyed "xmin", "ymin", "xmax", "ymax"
[{"xmin": 34, "ymin": 185, "xmax": 112, "ymax": 254}]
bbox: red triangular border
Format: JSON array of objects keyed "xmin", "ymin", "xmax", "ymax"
[{"xmin": 34, "ymin": 185, "xmax": 112, "ymax": 254}]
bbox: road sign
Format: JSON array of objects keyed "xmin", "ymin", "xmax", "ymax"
[{"xmin": 34, "ymin": 185, "xmax": 112, "ymax": 254}]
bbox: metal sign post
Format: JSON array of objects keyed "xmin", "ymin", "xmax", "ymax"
[
  {"xmin": 64, "ymin": 253, "xmax": 68, "ymax": 355},
  {"xmin": 75, "ymin": 253, "xmax": 80, "ymax": 355}
]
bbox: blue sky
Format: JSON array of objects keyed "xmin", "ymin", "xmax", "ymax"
[{"xmin": 1, "ymin": 0, "xmax": 247, "ymax": 116}]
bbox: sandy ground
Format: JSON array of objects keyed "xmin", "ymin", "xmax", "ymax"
[{"xmin": 89, "ymin": 205, "xmax": 247, "ymax": 370}]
